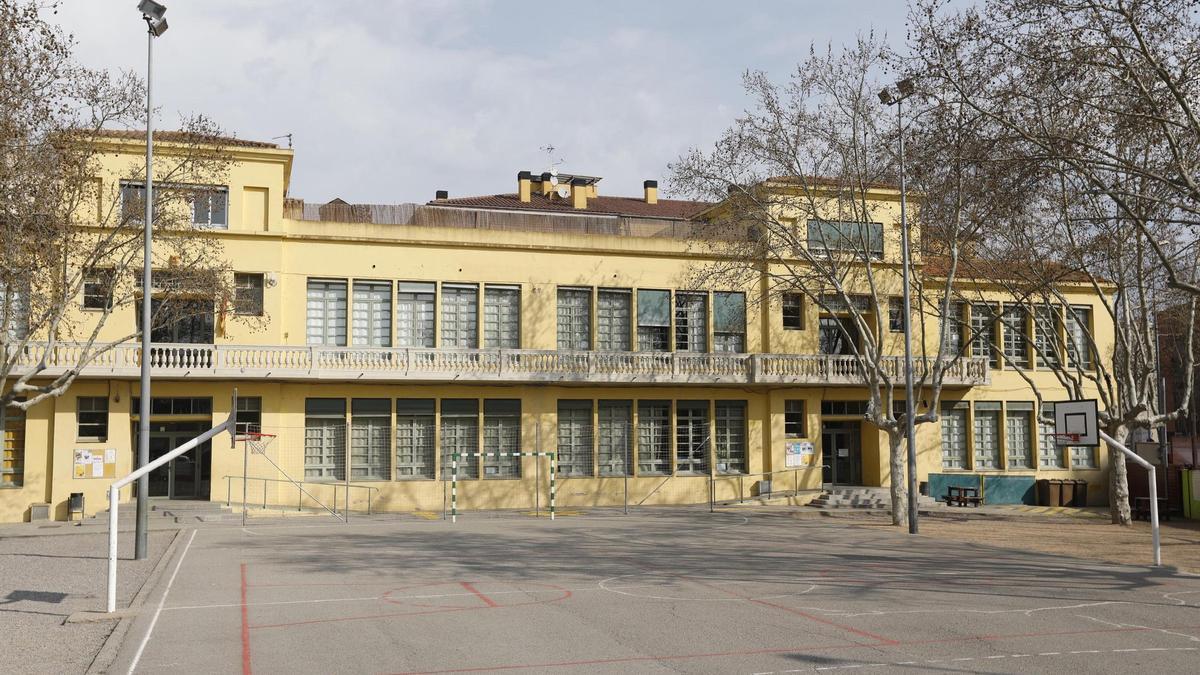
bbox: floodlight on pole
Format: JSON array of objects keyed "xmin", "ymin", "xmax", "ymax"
[
  {"xmin": 880, "ymin": 75, "xmax": 920, "ymax": 536},
  {"xmin": 134, "ymin": 0, "xmax": 166, "ymax": 561}
]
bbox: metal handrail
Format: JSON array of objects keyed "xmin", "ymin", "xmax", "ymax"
[
  {"xmin": 223, "ymin": 474, "xmax": 381, "ymax": 516},
  {"xmin": 709, "ymin": 469, "xmax": 811, "ymax": 506}
]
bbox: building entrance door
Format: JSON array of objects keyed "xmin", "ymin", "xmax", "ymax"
[
  {"xmin": 142, "ymin": 422, "xmax": 211, "ymax": 499},
  {"xmin": 821, "ymin": 421, "xmax": 862, "ymax": 486}
]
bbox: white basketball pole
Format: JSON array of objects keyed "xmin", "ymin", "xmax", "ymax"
[{"xmin": 1098, "ymin": 430, "xmax": 1161, "ymax": 567}]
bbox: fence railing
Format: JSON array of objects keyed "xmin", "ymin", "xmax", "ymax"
[
  {"xmin": 5, "ymin": 342, "xmax": 991, "ymax": 386},
  {"xmin": 223, "ymin": 475, "xmax": 380, "ymax": 517}
]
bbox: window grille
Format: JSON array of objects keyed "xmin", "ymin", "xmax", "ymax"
[
  {"xmin": 557, "ymin": 288, "xmax": 591, "ymax": 350},
  {"xmin": 396, "ymin": 282, "xmax": 435, "ymax": 348},
  {"xmin": 351, "ymin": 399, "xmax": 390, "ymax": 479},
  {"xmin": 715, "ymin": 401, "xmax": 746, "ymax": 474},
  {"xmin": 395, "ymin": 399, "xmax": 435, "ymax": 479},
  {"xmin": 970, "ymin": 303, "xmax": 997, "ymax": 367},
  {"xmin": 941, "ymin": 403, "xmax": 968, "ymax": 469},
  {"xmin": 441, "ymin": 399, "xmax": 479, "ymax": 479},
  {"xmin": 484, "ymin": 286, "xmax": 520, "ymax": 348},
  {"xmin": 676, "ymin": 401, "xmax": 709, "ymax": 474},
  {"xmin": 483, "ymin": 399, "xmax": 521, "ymax": 478},
  {"xmin": 306, "ymin": 280, "xmax": 347, "ymax": 346},
  {"xmin": 440, "ymin": 285, "xmax": 479, "ymax": 348},
  {"xmin": 1006, "ymin": 404, "xmax": 1033, "ymax": 469},
  {"xmin": 597, "ymin": 400, "xmax": 632, "ymax": 476},
  {"xmin": 973, "ymin": 403, "xmax": 1001, "ymax": 469},
  {"xmin": 637, "ymin": 401, "xmax": 670, "ymax": 475},
  {"xmin": 557, "ymin": 400, "xmax": 594, "ymax": 476},
  {"xmin": 77, "ymin": 397, "xmax": 109, "ymax": 440},
  {"xmin": 784, "ymin": 400, "xmax": 806, "ymax": 438},
  {"xmin": 597, "ymin": 290, "xmax": 631, "ymax": 351},
  {"xmin": 674, "ymin": 292, "xmax": 707, "ymax": 352},
  {"xmin": 304, "ymin": 398, "xmax": 346, "ymax": 480},
  {"xmin": 352, "ymin": 281, "xmax": 392, "ymax": 347}
]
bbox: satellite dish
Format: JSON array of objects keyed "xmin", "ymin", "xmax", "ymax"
[
  {"xmin": 549, "ymin": 168, "xmax": 557, "ymax": 177},
  {"xmin": 556, "ymin": 185, "xmax": 571, "ymax": 199},
  {"xmin": 549, "ymin": 176, "xmax": 559, "ymax": 186}
]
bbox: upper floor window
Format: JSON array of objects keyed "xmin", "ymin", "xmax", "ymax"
[
  {"xmin": 782, "ymin": 293, "xmax": 805, "ymax": 330},
  {"xmin": 352, "ymin": 281, "xmax": 392, "ymax": 347},
  {"xmin": 819, "ymin": 317, "xmax": 859, "ymax": 355},
  {"xmin": 597, "ymin": 289, "xmax": 631, "ymax": 351},
  {"xmin": 440, "ymin": 284, "xmax": 478, "ymax": 348},
  {"xmin": 713, "ymin": 292, "xmax": 745, "ymax": 353},
  {"xmin": 484, "ymin": 285, "xmax": 520, "ymax": 348},
  {"xmin": 888, "ymin": 297, "xmax": 905, "ymax": 332},
  {"xmin": 674, "ymin": 292, "xmax": 707, "ymax": 353},
  {"xmin": 637, "ymin": 290, "xmax": 670, "ymax": 351},
  {"xmin": 807, "ymin": 220, "xmax": 884, "ymax": 258},
  {"xmin": 1067, "ymin": 307, "xmax": 1094, "ymax": 370},
  {"xmin": 557, "ymin": 288, "xmax": 591, "ymax": 350},
  {"xmin": 396, "ymin": 282, "xmax": 435, "ymax": 348},
  {"xmin": 1033, "ymin": 305, "xmax": 1061, "ymax": 368},
  {"xmin": 120, "ymin": 181, "xmax": 146, "ymax": 222},
  {"xmin": 306, "ymin": 279, "xmax": 347, "ymax": 346},
  {"xmin": 970, "ymin": 303, "xmax": 998, "ymax": 367},
  {"xmin": 1, "ymin": 281, "xmax": 29, "ymax": 341},
  {"xmin": 188, "ymin": 186, "xmax": 228, "ymax": 228},
  {"xmin": 82, "ymin": 270, "xmax": 114, "ymax": 310},
  {"xmin": 1001, "ymin": 305, "xmax": 1029, "ymax": 369},
  {"xmin": 233, "ymin": 273, "xmax": 264, "ymax": 316}
]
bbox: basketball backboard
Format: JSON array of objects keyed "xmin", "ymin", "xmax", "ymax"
[{"xmin": 1054, "ymin": 399, "xmax": 1100, "ymax": 447}]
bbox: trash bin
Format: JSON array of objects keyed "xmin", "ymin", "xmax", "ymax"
[
  {"xmin": 919, "ymin": 481, "xmax": 929, "ymax": 496},
  {"xmin": 1072, "ymin": 479, "xmax": 1088, "ymax": 507},
  {"xmin": 68, "ymin": 492, "xmax": 85, "ymax": 521},
  {"xmin": 1036, "ymin": 479, "xmax": 1051, "ymax": 506},
  {"xmin": 1058, "ymin": 479, "xmax": 1075, "ymax": 507},
  {"xmin": 1047, "ymin": 479, "xmax": 1064, "ymax": 507}
]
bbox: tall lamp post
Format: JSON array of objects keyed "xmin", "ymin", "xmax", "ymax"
[
  {"xmin": 879, "ymin": 77, "xmax": 920, "ymax": 535},
  {"xmin": 135, "ymin": 0, "xmax": 168, "ymax": 561}
]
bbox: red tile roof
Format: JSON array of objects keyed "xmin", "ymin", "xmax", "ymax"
[
  {"xmin": 429, "ymin": 192, "xmax": 712, "ymax": 220},
  {"xmin": 90, "ymin": 129, "xmax": 279, "ymax": 149}
]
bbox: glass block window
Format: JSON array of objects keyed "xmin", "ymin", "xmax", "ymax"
[
  {"xmin": 973, "ymin": 403, "xmax": 1001, "ymax": 469},
  {"xmin": 674, "ymin": 292, "xmax": 707, "ymax": 352},
  {"xmin": 676, "ymin": 400, "xmax": 710, "ymax": 474},
  {"xmin": 395, "ymin": 399, "xmax": 435, "ymax": 479},
  {"xmin": 597, "ymin": 400, "xmax": 632, "ymax": 476},
  {"xmin": 557, "ymin": 400, "xmax": 594, "ymax": 476},
  {"xmin": 1006, "ymin": 403, "xmax": 1033, "ymax": 469},
  {"xmin": 77, "ymin": 396, "xmax": 109, "ymax": 440},
  {"xmin": 807, "ymin": 219, "xmax": 884, "ymax": 258},
  {"xmin": 715, "ymin": 401, "xmax": 747, "ymax": 474},
  {"xmin": 713, "ymin": 292, "xmax": 746, "ymax": 353},
  {"xmin": 941, "ymin": 403, "xmax": 968, "ymax": 469},
  {"xmin": 785, "ymin": 400, "xmax": 806, "ymax": 438},
  {"xmin": 396, "ymin": 282, "xmax": 435, "ymax": 348},
  {"xmin": 597, "ymin": 290, "xmax": 631, "ymax": 351},
  {"xmin": 1001, "ymin": 306, "xmax": 1029, "ymax": 368},
  {"xmin": 782, "ymin": 293, "xmax": 805, "ymax": 330},
  {"xmin": 350, "ymin": 399, "xmax": 390, "ymax": 479},
  {"xmin": 557, "ymin": 288, "xmax": 591, "ymax": 350},
  {"xmin": 942, "ymin": 301, "xmax": 964, "ymax": 355},
  {"xmin": 637, "ymin": 289, "xmax": 670, "ymax": 351},
  {"xmin": 1033, "ymin": 306, "xmax": 1060, "ymax": 368},
  {"xmin": 970, "ymin": 303, "xmax": 997, "ymax": 367},
  {"xmin": 1070, "ymin": 445, "xmax": 1098, "ymax": 469},
  {"xmin": 352, "ymin": 281, "xmax": 392, "ymax": 347},
  {"xmin": 1067, "ymin": 307, "xmax": 1093, "ymax": 369},
  {"xmin": 2, "ymin": 405, "xmax": 26, "ymax": 487},
  {"xmin": 637, "ymin": 401, "xmax": 670, "ymax": 475},
  {"xmin": 441, "ymin": 284, "xmax": 479, "ymax": 348},
  {"xmin": 484, "ymin": 286, "xmax": 520, "ymax": 348},
  {"xmin": 1038, "ymin": 402, "xmax": 1066, "ymax": 469},
  {"xmin": 306, "ymin": 280, "xmax": 347, "ymax": 346},
  {"xmin": 304, "ymin": 398, "xmax": 346, "ymax": 480},
  {"xmin": 483, "ymin": 399, "xmax": 521, "ymax": 478},
  {"xmin": 441, "ymin": 399, "xmax": 479, "ymax": 479}
]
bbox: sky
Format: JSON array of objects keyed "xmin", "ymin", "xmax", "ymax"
[{"xmin": 55, "ymin": 1, "xmax": 912, "ymax": 204}]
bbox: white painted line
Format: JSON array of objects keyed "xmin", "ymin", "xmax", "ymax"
[{"xmin": 127, "ymin": 529, "xmax": 197, "ymax": 674}]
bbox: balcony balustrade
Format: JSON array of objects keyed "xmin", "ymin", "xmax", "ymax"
[{"xmin": 5, "ymin": 342, "xmax": 991, "ymax": 386}]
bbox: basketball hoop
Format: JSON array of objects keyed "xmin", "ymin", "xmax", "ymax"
[
  {"xmin": 239, "ymin": 431, "xmax": 276, "ymax": 455},
  {"xmin": 1052, "ymin": 432, "xmax": 1081, "ymax": 446}
]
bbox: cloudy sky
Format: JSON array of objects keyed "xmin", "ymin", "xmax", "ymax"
[{"xmin": 57, "ymin": 1, "xmax": 909, "ymax": 204}]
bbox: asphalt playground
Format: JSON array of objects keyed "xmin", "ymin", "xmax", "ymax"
[{"xmin": 110, "ymin": 508, "xmax": 1200, "ymax": 674}]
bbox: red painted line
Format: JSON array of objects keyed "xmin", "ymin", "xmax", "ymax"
[
  {"xmin": 240, "ymin": 563, "xmax": 252, "ymax": 675},
  {"xmin": 459, "ymin": 581, "xmax": 499, "ymax": 608}
]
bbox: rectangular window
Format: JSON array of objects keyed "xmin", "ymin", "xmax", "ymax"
[
  {"xmin": 82, "ymin": 270, "xmax": 114, "ymax": 310},
  {"xmin": 2, "ymin": 282, "xmax": 29, "ymax": 341},
  {"xmin": 1001, "ymin": 305, "xmax": 1029, "ymax": 368},
  {"xmin": 1067, "ymin": 307, "xmax": 1093, "ymax": 370},
  {"xmin": 441, "ymin": 399, "xmax": 479, "ymax": 479},
  {"xmin": 819, "ymin": 316, "xmax": 859, "ymax": 355},
  {"xmin": 483, "ymin": 399, "xmax": 521, "ymax": 478},
  {"xmin": 597, "ymin": 400, "xmax": 632, "ymax": 476},
  {"xmin": 120, "ymin": 181, "xmax": 146, "ymax": 222},
  {"xmin": 715, "ymin": 401, "xmax": 747, "ymax": 474},
  {"xmin": 2, "ymin": 405, "xmax": 26, "ymax": 487},
  {"xmin": 306, "ymin": 280, "xmax": 347, "ymax": 346},
  {"xmin": 782, "ymin": 293, "xmax": 805, "ymax": 330},
  {"xmin": 807, "ymin": 220, "xmax": 884, "ymax": 258},
  {"xmin": 395, "ymin": 399, "xmax": 435, "ymax": 479},
  {"xmin": 1033, "ymin": 306, "xmax": 1060, "ymax": 368},
  {"xmin": 440, "ymin": 284, "xmax": 479, "ymax": 348},
  {"xmin": 1006, "ymin": 402, "xmax": 1033, "ymax": 469},
  {"xmin": 1038, "ymin": 403, "xmax": 1066, "ymax": 469},
  {"xmin": 597, "ymin": 290, "xmax": 631, "ymax": 351},
  {"xmin": 557, "ymin": 400, "xmax": 594, "ymax": 476},
  {"xmin": 396, "ymin": 282, "xmax": 435, "ymax": 348},
  {"xmin": 1070, "ymin": 444, "xmax": 1097, "ymax": 469},
  {"xmin": 888, "ymin": 298, "xmax": 905, "ymax": 332},
  {"xmin": 821, "ymin": 400, "xmax": 869, "ymax": 416},
  {"xmin": 189, "ymin": 186, "xmax": 229, "ymax": 228},
  {"xmin": 236, "ymin": 396, "xmax": 262, "ymax": 436},
  {"xmin": 942, "ymin": 301, "xmax": 964, "ymax": 355},
  {"xmin": 973, "ymin": 403, "xmax": 1001, "ymax": 469},
  {"xmin": 941, "ymin": 403, "xmax": 968, "ymax": 469},
  {"xmin": 352, "ymin": 281, "xmax": 392, "ymax": 347},
  {"xmin": 674, "ymin": 292, "xmax": 707, "ymax": 352},
  {"xmin": 636, "ymin": 289, "xmax": 670, "ymax": 351},
  {"xmin": 713, "ymin": 292, "xmax": 746, "ymax": 353},
  {"xmin": 676, "ymin": 400, "xmax": 710, "ymax": 474},
  {"xmin": 77, "ymin": 396, "xmax": 109, "ymax": 441},
  {"xmin": 234, "ymin": 273, "xmax": 264, "ymax": 316},
  {"xmin": 484, "ymin": 286, "xmax": 520, "ymax": 348},
  {"xmin": 557, "ymin": 288, "xmax": 591, "ymax": 350},
  {"xmin": 818, "ymin": 293, "xmax": 872, "ymax": 313},
  {"xmin": 970, "ymin": 303, "xmax": 998, "ymax": 367},
  {"xmin": 637, "ymin": 401, "xmax": 670, "ymax": 475},
  {"xmin": 304, "ymin": 398, "xmax": 346, "ymax": 480},
  {"xmin": 785, "ymin": 400, "xmax": 806, "ymax": 438},
  {"xmin": 350, "ymin": 399, "xmax": 390, "ymax": 480},
  {"xmin": 133, "ymin": 397, "xmax": 213, "ymax": 416}
]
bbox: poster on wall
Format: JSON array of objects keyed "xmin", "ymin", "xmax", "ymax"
[
  {"xmin": 785, "ymin": 441, "xmax": 815, "ymax": 468},
  {"xmin": 74, "ymin": 448, "xmax": 117, "ymax": 479}
]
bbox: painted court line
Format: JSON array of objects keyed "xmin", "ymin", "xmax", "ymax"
[
  {"xmin": 127, "ymin": 529, "xmax": 197, "ymax": 674},
  {"xmin": 241, "ymin": 563, "xmax": 252, "ymax": 675},
  {"xmin": 459, "ymin": 581, "xmax": 499, "ymax": 608},
  {"xmin": 749, "ymin": 646, "xmax": 1200, "ymax": 674}
]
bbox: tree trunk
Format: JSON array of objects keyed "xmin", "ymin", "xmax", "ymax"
[
  {"xmin": 888, "ymin": 430, "xmax": 908, "ymax": 527},
  {"xmin": 1108, "ymin": 426, "xmax": 1132, "ymax": 526}
]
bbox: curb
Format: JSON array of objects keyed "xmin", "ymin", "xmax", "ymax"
[{"xmin": 84, "ymin": 528, "xmax": 183, "ymax": 675}]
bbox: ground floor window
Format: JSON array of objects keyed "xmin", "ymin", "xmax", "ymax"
[
  {"xmin": 676, "ymin": 401, "xmax": 709, "ymax": 474},
  {"xmin": 1070, "ymin": 445, "xmax": 1097, "ymax": 469},
  {"xmin": 350, "ymin": 399, "xmax": 390, "ymax": 480},
  {"xmin": 637, "ymin": 401, "xmax": 670, "ymax": 475},
  {"xmin": 941, "ymin": 403, "xmax": 967, "ymax": 470},
  {"xmin": 557, "ymin": 400, "xmax": 594, "ymax": 476},
  {"xmin": 1005, "ymin": 403, "xmax": 1033, "ymax": 469},
  {"xmin": 1038, "ymin": 403, "xmax": 1066, "ymax": 469},
  {"xmin": 715, "ymin": 401, "xmax": 746, "ymax": 474},
  {"xmin": 483, "ymin": 399, "xmax": 521, "ymax": 478},
  {"xmin": 973, "ymin": 403, "xmax": 1001, "ymax": 469},
  {"xmin": 598, "ymin": 400, "xmax": 632, "ymax": 476},
  {"xmin": 304, "ymin": 398, "xmax": 346, "ymax": 481},
  {"xmin": 395, "ymin": 399, "xmax": 435, "ymax": 479},
  {"xmin": 2, "ymin": 405, "xmax": 25, "ymax": 487},
  {"xmin": 441, "ymin": 399, "xmax": 479, "ymax": 479}
]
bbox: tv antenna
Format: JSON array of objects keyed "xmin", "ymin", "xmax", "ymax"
[
  {"xmin": 539, "ymin": 144, "xmax": 563, "ymax": 171},
  {"xmin": 271, "ymin": 133, "xmax": 293, "ymax": 148}
]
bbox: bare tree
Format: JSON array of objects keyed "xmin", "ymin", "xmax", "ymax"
[
  {"xmin": 671, "ymin": 37, "xmax": 988, "ymax": 527},
  {"xmin": 1, "ymin": 1, "xmax": 242, "ymax": 424}
]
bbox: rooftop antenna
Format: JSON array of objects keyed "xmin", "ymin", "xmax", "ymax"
[{"xmin": 271, "ymin": 133, "xmax": 293, "ymax": 148}]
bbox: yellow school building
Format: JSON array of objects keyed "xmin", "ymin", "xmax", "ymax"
[{"xmin": 0, "ymin": 133, "xmax": 1113, "ymax": 521}]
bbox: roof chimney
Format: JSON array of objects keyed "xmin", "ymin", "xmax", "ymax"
[
  {"xmin": 517, "ymin": 171, "xmax": 533, "ymax": 203},
  {"xmin": 435, "ymin": 190, "xmax": 448, "ymax": 200},
  {"xmin": 540, "ymin": 172, "xmax": 554, "ymax": 196},
  {"xmin": 643, "ymin": 179, "xmax": 658, "ymax": 205},
  {"xmin": 571, "ymin": 177, "xmax": 588, "ymax": 209}
]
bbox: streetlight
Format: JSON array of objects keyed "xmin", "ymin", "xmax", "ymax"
[
  {"xmin": 879, "ymin": 76, "xmax": 919, "ymax": 535},
  {"xmin": 134, "ymin": 0, "xmax": 167, "ymax": 561}
]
